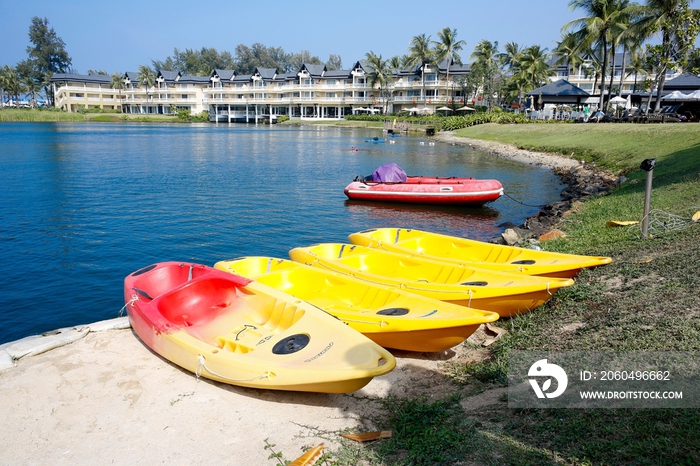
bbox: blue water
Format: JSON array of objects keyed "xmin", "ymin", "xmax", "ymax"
[{"xmin": 0, "ymin": 122, "xmax": 564, "ymax": 344}]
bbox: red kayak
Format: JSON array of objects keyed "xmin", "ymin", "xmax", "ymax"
[{"xmin": 344, "ymin": 176, "xmax": 504, "ymax": 206}]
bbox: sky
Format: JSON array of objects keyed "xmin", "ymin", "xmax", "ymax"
[{"xmin": 1, "ymin": 0, "xmax": 585, "ymax": 74}]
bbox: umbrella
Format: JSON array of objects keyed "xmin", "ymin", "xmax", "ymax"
[
  {"xmin": 625, "ymin": 95, "xmax": 632, "ymax": 110},
  {"xmin": 436, "ymin": 106, "xmax": 453, "ymax": 111},
  {"xmin": 610, "ymin": 96, "xmax": 627, "ymax": 104},
  {"xmin": 456, "ymin": 106, "xmax": 476, "ymax": 111},
  {"xmin": 420, "ymin": 107, "xmax": 431, "ymax": 113},
  {"xmin": 686, "ymin": 90, "xmax": 700, "ymax": 100},
  {"xmin": 662, "ymin": 91, "xmax": 690, "ymax": 101},
  {"xmin": 406, "ymin": 107, "xmax": 420, "ymax": 112}
]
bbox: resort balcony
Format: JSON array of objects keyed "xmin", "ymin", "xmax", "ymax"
[
  {"xmin": 392, "ymin": 95, "xmax": 450, "ymax": 103},
  {"xmin": 392, "ymin": 81, "xmax": 444, "ymax": 89},
  {"xmin": 55, "ymin": 85, "xmax": 112, "ymax": 92}
]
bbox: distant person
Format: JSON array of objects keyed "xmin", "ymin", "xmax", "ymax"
[{"xmin": 590, "ymin": 110, "xmax": 605, "ymax": 123}]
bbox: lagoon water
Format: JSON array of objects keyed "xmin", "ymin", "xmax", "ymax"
[{"xmin": 0, "ymin": 122, "xmax": 564, "ymax": 344}]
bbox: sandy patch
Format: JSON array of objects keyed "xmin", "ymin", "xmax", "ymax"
[
  {"xmin": 433, "ymin": 132, "xmax": 582, "ymax": 172},
  {"xmin": 0, "ymin": 323, "xmax": 497, "ymax": 465}
]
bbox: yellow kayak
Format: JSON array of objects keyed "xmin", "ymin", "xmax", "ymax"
[
  {"xmin": 124, "ymin": 262, "xmax": 395, "ymax": 393},
  {"xmin": 215, "ymin": 257, "xmax": 499, "ymax": 352},
  {"xmin": 349, "ymin": 228, "xmax": 612, "ymax": 278},
  {"xmin": 289, "ymin": 244, "xmax": 574, "ymax": 317}
]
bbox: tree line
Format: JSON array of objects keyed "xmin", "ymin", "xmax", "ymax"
[{"xmin": 2, "ymin": 2, "xmax": 700, "ymax": 114}]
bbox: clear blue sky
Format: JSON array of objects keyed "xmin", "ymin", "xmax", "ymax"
[{"xmin": 2, "ymin": 0, "xmax": 585, "ymax": 73}]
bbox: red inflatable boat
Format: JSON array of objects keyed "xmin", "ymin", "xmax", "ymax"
[
  {"xmin": 344, "ymin": 163, "xmax": 503, "ymax": 206},
  {"xmin": 344, "ymin": 176, "xmax": 504, "ymax": 205}
]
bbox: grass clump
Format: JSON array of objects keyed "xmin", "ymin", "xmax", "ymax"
[
  {"xmin": 0, "ymin": 108, "xmax": 86, "ymax": 122},
  {"xmin": 369, "ymin": 394, "xmax": 476, "ymax": 465}
]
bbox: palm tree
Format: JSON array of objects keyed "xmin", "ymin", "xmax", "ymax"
[
  {"xmin": 564, "ymin": 0, "xmax": 637, "ymax": 109},
  {"xmin": 634, "ymin": 0, "xmax": 700, "ymax": 111},
  {"xmin": 407, "ymin": 34, "xmax": 435, "ymax": 106},
  {"xmin": 501, "ymin": 42, "xmax": 523, "ymax": 69},
  {"xmin": 553, "ymin": 33, "xmax": 585, "ymax": 78},
  {"xmin": 625, "ymin": 49, "xmax": 650, "ymax": 92},
  {"xmin": 1, "ymin": 65, "xmax": 21, "ymax": 107},
  {"xmin": 0, "ymin": 65, "xmax": 10, "ymax": 106},
  {"xmin": 388, "ymin": 56, "xmax": 404, "ymax": 72},
  {"xmin": 520, "ymin": 45, "xmax": 555, "ymax": 91},
  {"xmin": 22, "ymin": 76, "xmax": 41, "ymax": 107},
  {"xmin": 471, "ymin": 40, "xmax": 500, "ymax": 110},
  {"xmin": 137, "ymin": 65, "xmax": 156, "ymax": 113},
  {"xmin": 619, "ymin": 31, "xmax": 642, "ymax": 92},
  {"xmin": 110, "ymin": 72, "xmax": 125, "ymax": 113},
  {"xmin": 364, "ymin": 51, "xmax": 391, "ymax": 113},
  {"xmin": 432, "ymin": 27, "xmax": 466, "ymax": 105},
  {"xmin": 501, "ymin": 42, "xmax": 525, "ymax": 105}
]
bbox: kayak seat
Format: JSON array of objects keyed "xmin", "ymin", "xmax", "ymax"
[
  {"xmin": 256, "ymin": 299, "xmax": 305, "ymax": 332},
  {"xmin": 215, "ymin": 324, "xmax": 266, "ymax": 354}
]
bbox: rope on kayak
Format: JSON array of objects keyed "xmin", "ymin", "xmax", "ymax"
[
  {"xmin": 342, "ymin": 318, "xmax": 388, "ymax": 327},
  {"xmin": 118, "ymin": 294, "xmax": 138, "ymax": 317},
  {"xmin": 196, "ymin": 355, "xmax": 271, "ymax": 383},
  {"xmin": 501, "ymin": 192, "xmax": 546, "ymax": 208}
]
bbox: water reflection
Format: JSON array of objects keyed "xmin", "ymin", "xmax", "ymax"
[{"xmin": 344, "ymin": 200, "xmax": 502, "ymax": 241}]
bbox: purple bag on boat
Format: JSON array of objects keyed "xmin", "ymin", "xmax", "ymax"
[{"xmin": 372, "ymin": 163, "xmax": 407, "ymax": 182}]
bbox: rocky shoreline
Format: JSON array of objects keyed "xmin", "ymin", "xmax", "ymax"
[{"xmin": 433, "ymin": 132, "xmax": 624, "ymax": 244}]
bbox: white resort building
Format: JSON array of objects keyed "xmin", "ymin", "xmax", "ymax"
[
  {"xmin": 50, "ymin": 57, "xmax": 693, "ymax": 120},
  {"xmin": 50, "ymin": 60, "xmax": 472, "ymax": 122}
]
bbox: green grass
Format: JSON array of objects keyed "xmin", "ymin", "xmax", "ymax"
[
  {"xmin": 455, "ymin": 122, "xmax": 700, "ymax": 176},
  {"xmin": 0, "ymin": 109, "xmax": 183, "ymax": 123},
  {"xmin": 0, "ymin": 108, "xmax": 86, "ymax": 122},
  {"xmin": 316, "ymin": 123, "xmax": 700, "ymax": 466}
]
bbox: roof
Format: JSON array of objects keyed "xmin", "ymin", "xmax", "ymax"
[
  {"xmin": 158, "ymin": 70, "xmax": 180, "ymax": 82},
  {"xmin": 232, "ymin": 74, "xmax": 253, "ymax": 83},
  {"xmin": 664, "ymin": 72, "xmax": 700, "ymax": 90},
  {"xmin": 436, "ymin": 59, "xmax": 470, "ymax": 75},
  {"xmin": 50, "ymin": 73, "xmax": 111, "ymax": 84},
  {"xmin": 527, "ymin": 80, "xmax": 590, "ymax": 96},
  {"xmin": 178, "ymin": 75, "xmax": 210, "ymax": 84},
  {"xmin": 299, "ymin": 63, "xmax": 326, "ymax": 78},
  {"xmin": 212, "ymin": 69, "xmax": 236, "ymax": 81},
  {"xmin": 324, "ymin": 69, "xmax": 352, "ymax": 79},
  {"xmin": 255, "ymin": 68, "xmax": 278, "ymax": 80}
]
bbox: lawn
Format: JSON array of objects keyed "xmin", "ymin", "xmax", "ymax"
[{"xmin": 327, "ymin": 122, "xmax": 700, "ymax": 466}]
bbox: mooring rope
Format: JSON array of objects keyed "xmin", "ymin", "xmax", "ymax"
[
  {"xmin": 118, "ymin": 294, "xmax": 138, "ymax": 317},
  {"xmin": 501, "ymin": 192, "xmax": 546, "ymax": 208}
]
